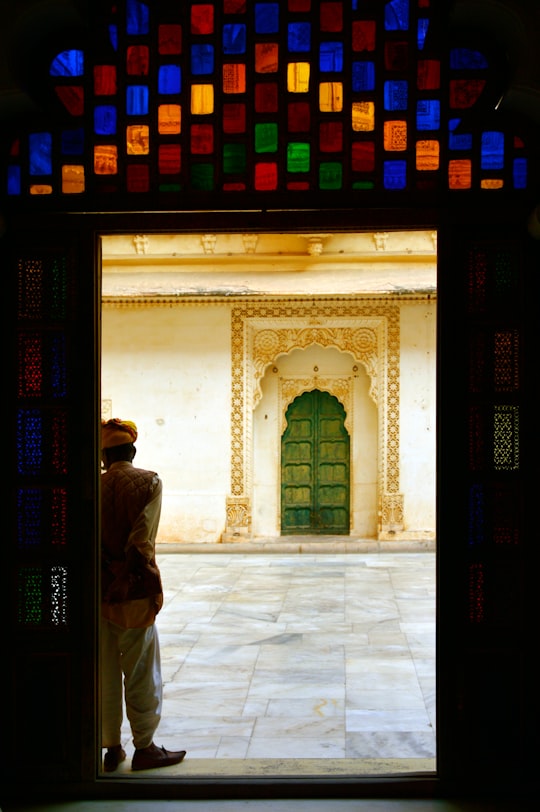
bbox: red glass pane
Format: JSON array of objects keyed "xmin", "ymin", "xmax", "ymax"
[
  {"xmin": 289, "ymin": 1, "xmax": 311, "ymax": 11},
  {"xmin": 127, "ymin": 164, "xmax": 150, "ymax": 192},
  {"xmin": 255, "ymin": 83, "xmax": 278, "ymax": 113},
  {"xmin": 159, "ymin": 144, "xmax": 181, "ymax": 174},
  {"xmin": 191, "ymin": 124, "xmax": 214, "ymax": 153},
  {"xmin": 127, "ymin": 45, "xmax": 149, "ymax": 75},
  {"xmin": 223, "ymin": 103, "xmax": 246, "ymax": 133},
  {"xmin": 320, "ymin": 2, "xmax": 343, "ymax": 32},
  {"xmin": 94, "ymin": 66, "xmax": 116, "ymax": 95},
  {"xmin": 352, "ymin": 21, "xmax": 376, "ymax": 52},
  {"xmin": 287, "ymin": 181, "xmax": 310, "ymax": 189},
  {"xmin": 385, "ymin": 42, "xmax": 409, "ymax": 71},
  {"xmin": 224, "ymin": 0, "xmax": 246, "ymax": 13},
  {"xmin": 450, "ymin": 79, "xmax": 486, "ymax": 109},
  {"xmin": 191, "ymin": 5, "xmax": 214, "ymax": 35},
  {"xmin": 223, "ymin": 182, "xmax": 246, "ymax": 190},
  {"xmin": 255, "ymin": 162, "xmax": 278, "ymax": 190},
  {"xmin": 159, "ymin": 24, "xmax": 182, "ymax": 54},
  {"xmin": 288, "ymin": 102, "xmax": 310, "ymax": 131},
  {"xmin": 352, "ymin": 141, "xmax": 375, "ymax": 171},
  {"xmin": 418, "ymin": 59, "xmax": 440, "ymax": 90},
  {"xmin": 54, "ymin": 86, "xmax": 84, "ymax": 116},
  {"xmin": 319, "ymin": 122, "xmax": 343, "ymax": 152}
]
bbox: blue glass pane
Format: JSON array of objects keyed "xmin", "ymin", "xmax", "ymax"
[
  {"xmin": 51, "ymin": 335, "xmax": 67, "ymax": 398},
  {"xmin": 50, "ymin": 49, "xmax": 84, "ymax": 77},
  {"xmin": 127, "ymin": 0, "xmax": 149, "ymax": 35},
  {"xmin": 352, "ymin": 62, "xmax": 375, "ymax": 92},
  {"xmin": 94, "ymin": 106, "xmax": 117, "ymax": 135},
  {"xmin": 320, "ymin": 43, "xmax": 343, "ymax": 72},
  {"xmin": 385, "ymin": 0, "xmax": 409, "ymax": 31},
  {"xmin": 17, "ymin": 410, "xmax": 43, "ymax": 475},
  {"xmin": 126, "ymin": 86, "xmax": 149, "ymax": 115},
  {"xmin": 191, "ymin": 45, "xmax": 214, "ymax": 75},
  {"xmin": 384, "ymin": 80, "xmax": 408, "ymax": 110},
  {"xmin": 481, "ymin": 132, "xmax": 504, "ymax": 170},
  {"xmin": 61, "ymin": 128, "xmax": 84, "ymax": 155},
  {"xmin": 417, "ymin": 100, "xmax": 440, "ymax": 130},
  {"xmin": 450, "ymin": 48, "xmax": 489, "ymax": 70},
  {"xmin": 109, "ymin": 24, "xmax": 118, "ymax": 51},
  {"xmin": 417, "ymin": 19, "xmax": 429, "ymax": 50},
  {"xmin": 29, "ymin": 133, "xmax": 52, "ymax": 175},
  {"xmin": 384, "ymin": 160, "xmax": 407, "ymax": 190},
  {"xmin": 223, "ymin": 24, "xmax": 247, "ymax": 54},
  {"xmin": 513, "ymin": 158, "xmax": 527, "ymax": 189},
  {"xmin": 255, "ymin": 3, "xmax": 279, "ymax": 34},
  {"xmin": 158, "ymin": 65, "xmax": 182, "ymax": 93},
  {"xmin": 288, "ymin": 22, "xmax": 311, "ymax": 52},
  {"xmin": 8, "ymin": 165, "xmax": 21, "ymax": 195},
  {"xmin": 449, "ymin": 119, "xmax": 473, "ymax": 150}
]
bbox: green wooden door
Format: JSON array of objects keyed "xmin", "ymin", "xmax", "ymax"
[{"xmin": 281, "ymin": 390, "xmax": 350, "ymax": 534}]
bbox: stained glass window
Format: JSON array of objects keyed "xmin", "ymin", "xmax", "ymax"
[{"xmin": 3, "ymin": 0, "xmax": 532, "ymax": 199}]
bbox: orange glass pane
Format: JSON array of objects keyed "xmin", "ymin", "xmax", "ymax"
[
  {"xmin": 449, "ymin": 158, "xmax": 472, "ymax": 189},
  {"xmin": 30, "ymin": 184, "xmax": 53, "ymax": 195},
  {"xmin": 384, "ymin": 120, "xmax": 407, "ymax": 151},
  {"xmin": 255, "ymin": 43, "xmax": 278, "ymax": 73},
  {"xmin": 319, "ymin": 82, "xmax": 343, "ymax": 112},
  {"xmin": 416, "ymin": 139, "xmax": 439, "ymax": 170},
  {"xmin": 352, "ymin": 102, "xmax": 375, "ymax": 131},
  {"xmin": 126, "ymin": 125, "xmax": 150, "ymax": 155},
  {"xmin": 94, "ymin": 145, "xmax": 118, "ymax": 174},
  {"xmin": 158, "ymin": 104, "xmax": 181, "ymax": 134},
  {"xmin": 287, "ymin": 63, "xmax": 310, "ymax": 93},
  {"xmin": 191, "ymin": 84, "xmax": 214, "ymax": 114},
  {"xmin": 223, "ymin": 63, "xmax": 246, "ymax": 93},
  {"xmin": 61, "ymin": 165, "xmax": 85, "ymax": 193},
  {"xmin": 481, "ymin": 178, "xmax": 504, "ymax": 189}
]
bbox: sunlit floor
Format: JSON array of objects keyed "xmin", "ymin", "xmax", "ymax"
[{"xmin": 105, "ymin": 545, "xmax": 436, "ymax": 778}]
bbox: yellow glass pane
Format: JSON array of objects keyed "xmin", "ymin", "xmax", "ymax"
[
  {"xmin": 481, "ymin": 178, "xmax": 504, "ymax": 189},
  {"xmin": 448, "ymin": 159, "xmax": 471, "ymax": 189},
  {"xmin": 191, "ymin": 84, "xmax": 214, "ymax": 114},
  {"xmin": 127, "ymin": 124, "xmax": 150, "ymax": 155},
  {"xmin": 94, "ymin": 145, "xmax": 118, "ymax": 174},
  {"xmin": 384, "ymin": 121, "xmax": 407, "ymax": 151},
  {"xmin": 352, "ymin": 101, "xmax": 375, "ymax": 132},
  {"xmin": 287, "ymin": 62, "xmax": 310, "ymax": 93},
  {"xmin": 223, "ymin": 63, "xmax": 246, "ymax": 94},
  {"xmin": 416, "ymin": 140, "xmax": 439, "ymax": 171},
  {"xmin": 30, "ymin": 184, "xmax": 53, "ymax": 195},
  {"xmin": 62, "ymin": 164, "xmax": 85, "ymax": 193},
  {"xmin": 158, "ymin": 104, "xmax": 181, "ymax": 134},
  {"xmin": 319, "ymin": 82, "xmax": 343, "ymax": 112},
  {"xmin": 255, "ymin": 42, "xmax": 278, "ymax": 73}
]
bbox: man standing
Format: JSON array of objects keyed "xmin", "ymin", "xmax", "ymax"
[{"xmin": 100, "ymin": 417, "xmax": 186, "ymax": 772}]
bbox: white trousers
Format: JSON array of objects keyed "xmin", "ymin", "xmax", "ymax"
[{"xmin": 100, "ymin": 618, "xmax": 163, "ymax": 750}]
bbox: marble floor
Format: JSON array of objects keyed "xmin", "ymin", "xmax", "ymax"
[{"xmin": 108, "ymin": 549, "xmax": 436, "ymax": 778}]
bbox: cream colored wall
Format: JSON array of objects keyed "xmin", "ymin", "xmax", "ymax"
[
  {"xmin": 102, "ymin": 297, "xmax": 436, "ymax": 543},
  {"xmin": 399, "ymin": 300, "xmax": 437, "ymax": 533},
  {"xmin": 101, "ymin": 304, "xmax": 231, "ymax": 543}
]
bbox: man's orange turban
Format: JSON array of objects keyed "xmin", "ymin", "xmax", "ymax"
[{"xmin": 101, "ymin": 418, "xmax": 138, "ymax": 448}]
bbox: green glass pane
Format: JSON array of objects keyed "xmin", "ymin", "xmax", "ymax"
[
  {"xmin": 191, "ymin": 163, "xmax": 214, "ymax": 190},
  {"xmin": 223, "ymin": 143, "xmax": 246, "ymax": 173},
  {"xmin": 255, "ymin": 123, "xmax": 278, "ymax": 153},
  {"xmin": 287, "ymin": 142, "xmax": 310, "ymax": 172},
  {"xmin": 319, "ymin": 161, "xmax": 342, "ymax": 189}
]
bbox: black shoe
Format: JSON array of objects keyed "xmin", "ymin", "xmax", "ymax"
[
  {"xmin": 132, "ymin": 742, "xmax": 186, "ymax": 771},
  {"xmin": 103, "ymin": 745, "xmax": 126, "ymax": 772}
]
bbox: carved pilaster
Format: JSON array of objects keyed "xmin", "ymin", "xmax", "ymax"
[
  {"xmin": 379, "ymin": 493, "xmax": 404, "ymax": 533},
  {"xmin": 223, "ymin": 496, "xmax": 252, "ymax": 540}
]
